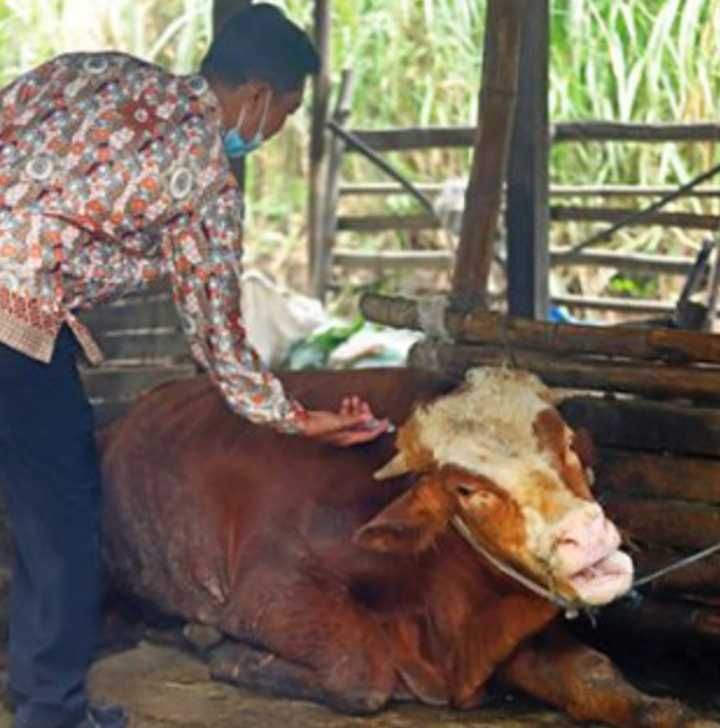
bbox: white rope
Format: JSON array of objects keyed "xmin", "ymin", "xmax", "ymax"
[
  {"xmin": 632, "ymin": 541, "xmax": 720, "ymax": 588},
  {"xmin": 454, "ymin": 517, "xmax": 720, "ymax": 621},
  {"xmin": 452, "ymin": 517, "xmax": 581, "ymax": 619}
]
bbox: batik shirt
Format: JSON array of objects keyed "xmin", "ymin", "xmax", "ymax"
[{"xmin": 0, "ymin": 52, "xmax": 304, "ymax": 433}]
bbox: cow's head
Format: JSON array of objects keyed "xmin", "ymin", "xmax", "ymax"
[{"xmin": 354, "ymin": 367, "xmax": 633, "ymax": 608}]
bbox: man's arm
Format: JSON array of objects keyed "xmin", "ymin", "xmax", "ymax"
[{"xmin": 161, "ymin": 181, "xmax": 307, "ymax": 434}]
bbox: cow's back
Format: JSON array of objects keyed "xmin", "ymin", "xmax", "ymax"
[{"xmin": 101, "ymin": 368, "xmax": 453, "ymax": 625}]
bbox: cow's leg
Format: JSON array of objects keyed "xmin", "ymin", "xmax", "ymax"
[
  {"xmin": 222, "ymin": 575, "xmax": 397, "ymax": 715},
  {"xmin": 498, "ymin": 625, "xmax": 705, "ymax": 728},
  {"xmin": 208, "ymin": 640, "xmax": 326, "ymax": 704}
]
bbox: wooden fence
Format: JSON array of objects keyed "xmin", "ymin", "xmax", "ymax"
[
  {"xmin": 78, "ymin": 284, "xmax": 195, "ymax": 426},
  {"xmin": 316, "ymin": 119, "xmax": 720, "ymax": 314}
]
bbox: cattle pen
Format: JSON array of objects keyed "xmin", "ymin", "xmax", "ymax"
[{"xmin": 2, "ymin": 1, "xmax": 720, "ymax": 727}]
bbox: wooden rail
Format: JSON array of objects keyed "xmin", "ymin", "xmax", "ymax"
[
  {"xmin": 78, "ymin": 284, "xmax": 195, "ymax": 425},
  {"xmin": 338, "ymin": 182, "xmax": 720, "ymax": 199},
  {"xmin": 336, "ymin": 207, "xmax": 720, "ymax": 234},
  {"xmin": 333, "ymin": 248, "xmax": 697, "ymax": 277},
  {"xmin": 344, "ymin": 122, "xmax": 720, "ymax": 153}
]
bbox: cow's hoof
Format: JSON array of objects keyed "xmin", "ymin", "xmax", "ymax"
[
  {"xmin": 326, "ymin": 689, "xmax": 388, "ymax": 716},
  {"xmin": 634, "ymin": 698, "xmax": 696, "ymax": 728},
  {"xmin": 182, "ymin": 623, "xmax": 224, "ymax": 654},
  {"xmin": 143, "ymin": 625, "xmax": 186, "ymax": 649}
]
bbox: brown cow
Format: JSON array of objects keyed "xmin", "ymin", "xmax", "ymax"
[{"xmin": 100, "ymin": 368, "xmax": 715, "ymax": 728}]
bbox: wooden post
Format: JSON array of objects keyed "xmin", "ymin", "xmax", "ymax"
[
  {"xmin": 313, "ymin": 68, "xmax": 354, "ymax": 300},
  {"xmin": 212, "ymin": 0, "xmax": 253, "ymax": 189},
  {"xmin": 308, "ymin": 0, "xmax": 331, "ymax": 291},
  {"xmin": 451, "ymin": 0, "xmax": 528, "ymax": 308},
  {"xmin": 506, "ymin": 0, "xmax": 549, "ymax": 319}
]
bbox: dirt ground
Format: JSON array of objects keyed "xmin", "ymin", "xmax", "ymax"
[
  {"xmin": 0, "ymin": 642, "xmax": 592, "ymax": 728},
  {"xmin": 0, "ymin": 641, "xmax": 717, "ymax": 728}
]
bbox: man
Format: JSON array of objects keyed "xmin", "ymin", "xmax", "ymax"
[{"xmin": 0, "ymin": 5, "xmax": 388, "ymax": 727}]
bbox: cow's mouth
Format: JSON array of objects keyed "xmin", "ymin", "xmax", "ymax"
[{"xmin": 566, "ymin": 550, "xmax": 633, "ymax": 606}]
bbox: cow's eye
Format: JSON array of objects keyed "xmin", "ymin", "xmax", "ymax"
[{"xmin": 456, "ymin": 484, "xmax": 475, "ymax": 498}]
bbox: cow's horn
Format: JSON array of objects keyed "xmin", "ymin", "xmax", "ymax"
[{"xmin": 373, "ymin": 452, "xmax": 410, "ymax": 481}]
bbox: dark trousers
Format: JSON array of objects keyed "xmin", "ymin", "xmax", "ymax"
[{"xmin": 0, "ymin": 326, "xmax": 102, "ymax": 728}]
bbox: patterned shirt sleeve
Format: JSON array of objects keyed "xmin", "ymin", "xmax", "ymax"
[{"xmin": 161, "ymin": 181, "xmax": 305, "ymax": 434}]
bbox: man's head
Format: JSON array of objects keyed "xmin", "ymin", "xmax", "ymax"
[{"xmin": 201, "ymin": 3, "xmax": 320, "ymax": 147}]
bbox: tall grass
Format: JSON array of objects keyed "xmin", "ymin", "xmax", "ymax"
[{"xmin": 0, "ymin": 0, "xmax": 719, "ymax": 298}]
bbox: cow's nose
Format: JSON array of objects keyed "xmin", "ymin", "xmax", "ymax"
[{"xmin": 549, "ymin": 503, "xmax": 621, "ymax": 577}]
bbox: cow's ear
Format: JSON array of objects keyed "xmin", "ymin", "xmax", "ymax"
[
  {"xmin": 571, "ymin": 428, "xmax": 596, "ymax": 470},
  {"xmin": 353, "ymin": 477, "xmax": 454, "ymax": 555}
]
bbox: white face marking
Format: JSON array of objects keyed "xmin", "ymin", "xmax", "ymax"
[{"xmin": 411, "ymin": 367, "xmax": 589, "ymax": 561}]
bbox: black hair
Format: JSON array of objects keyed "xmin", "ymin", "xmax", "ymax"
[{"xmin": 201, "ymin": 3, "xmax": 320, "ymax": 93}]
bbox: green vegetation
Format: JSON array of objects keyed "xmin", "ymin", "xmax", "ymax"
[{"xmin": 0, "ymin": 0, "xmax": 718, "ymax": 303}]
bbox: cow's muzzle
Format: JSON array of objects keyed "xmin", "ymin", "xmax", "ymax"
[{"xmin": 549, "ymin": 504, "xmax": 633, "ymax": 606}]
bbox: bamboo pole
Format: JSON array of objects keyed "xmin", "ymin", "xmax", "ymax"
[
  {"xmin": 361, "ymin": 293, "xmax": 720, "ymax": 364},
  {"xmin": 308, "ymin": 0, "xmax": 330, "ymax": 290},
  {"xmin": 312, "ymin": 69, "xmax": 354, "ymax": 300},
  {"xmin": 407, "ymin": 340, "xmax": 720, "ymax": 402},
  {"xmin": 451, "ymin": 0, "xmax": 528, "ymax": 306}
]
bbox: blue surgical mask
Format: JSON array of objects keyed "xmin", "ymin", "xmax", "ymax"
[{"xmin": 224, "ymin": 93, "xmax": 271, "ymax": 159}]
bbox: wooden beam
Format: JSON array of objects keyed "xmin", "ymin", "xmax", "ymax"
[
  {"xmin": 632, "ymin": 548, "xmax": 720, "ymax": 595},
  {"xmin": 342, "ymin": 122, "xmax": 720, "ymax": 153},
  {"xmin": 598, "ymin": 596, "xmax": 720, "ymax": 647},
  {"xmin": 552, "ymin": 294, "xmax": 676, "ymax": 315},
  {"xmin": 604, "ymin": 496, "xmax": 720, "ymax": 551},
  {"xmin": 313, "ymin": 69, "xmax": 354, "ymax": 300},
  {"xmin": 595, "ymin": 449, "xmax": 720, "ymax": 505},
  {"xmin": 407, "ymin": 340, "xmax": 720, "ymax": 403},
  {"xmin": 452, "ymin": 0, "xmax": 528, "ymax": 306},
  {"xmin": 308, "ymin": 0, "xmax": 331, "ymax": 290},
  {"xmin": 506, "ymin": 0, "xmax": 549, "ymax": 319},
  {"xmin": 551, "ymin": 249, "xmax": 694, "ymax": 276},
  {"xmin": 212, "ymin": 0, "xmax": 252, "ymax": 188},
  {"xmin": 551, "ymin": 205, "xmax": 720, "ymax": 231},
  {"xmin": 336, "ymin": 214, "xmax": 440, "ymax": 233},
  {"xmin": 361, "ymin": 293, "xmax": 720, "ymax": 363},
  {"xmin": 346, "ymin": 126, "xmax": 476, "ymax": 152},
  {"xmin": 332, "ymin": 250, "xmax": 453, "ymax": 271},
  {"xmin": 339, "ymin": 182, "xmax": 720, "ymax": 199},
  {"xmin": 559, "ymin": 396, "xmax": 720, "ymax": 458},
  {"xmin": 553, "ymin": 121, "xmax": 720, "ymax": 144},
  {"xmin": 333, "ymin": 248, "xmax": 695, "ymax": 278}
]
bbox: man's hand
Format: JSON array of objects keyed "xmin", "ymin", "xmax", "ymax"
[{"xmin": 299, "ymin": 396, "xmax": 391, "ymax": 447}]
